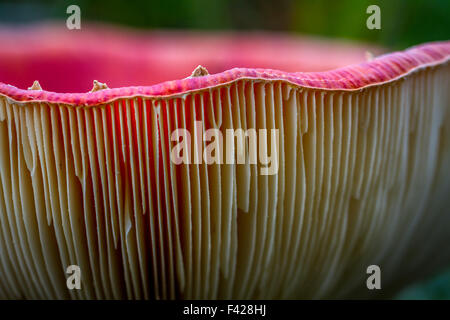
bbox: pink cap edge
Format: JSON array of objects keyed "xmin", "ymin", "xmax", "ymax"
[{"xmin": 0, "ymin": 40, "xmax": 448, "ymax": 107}]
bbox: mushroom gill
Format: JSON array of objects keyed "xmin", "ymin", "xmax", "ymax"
[{"xmin": 0, "ymin": 27, "xmax": 449, "ymax": 300}]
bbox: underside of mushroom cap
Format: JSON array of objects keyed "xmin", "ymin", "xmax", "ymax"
[{"xmin": 0, "ymin": 25, "xmax": 449, "ymax": 300}]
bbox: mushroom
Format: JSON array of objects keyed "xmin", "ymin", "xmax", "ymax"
[{"xmin": 0, "ymin": 25, "xmax": 449, "ymax": 300}]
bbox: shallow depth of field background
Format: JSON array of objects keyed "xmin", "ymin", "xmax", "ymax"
[{"xmin": 0, "ymin": 0, "xmax": 449, "ymax": 299}]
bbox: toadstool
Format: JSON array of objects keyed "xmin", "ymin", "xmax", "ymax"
[{"xmin": 0, "ymin": 25, "xmax": 449, "ymax": 300}]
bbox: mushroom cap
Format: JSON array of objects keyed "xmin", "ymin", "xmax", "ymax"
[{"xmin": 0, "ymin": 24, "xmax": 449, "ymax": 300}]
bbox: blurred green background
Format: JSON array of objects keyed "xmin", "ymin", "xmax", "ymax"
[
  {"xmin": 0, "ymin": 0, "xmax": 449, "ymax": 299},
  {"xmin": 0, "ymin": 0, "xmax": 449, "ymax": 49}
]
